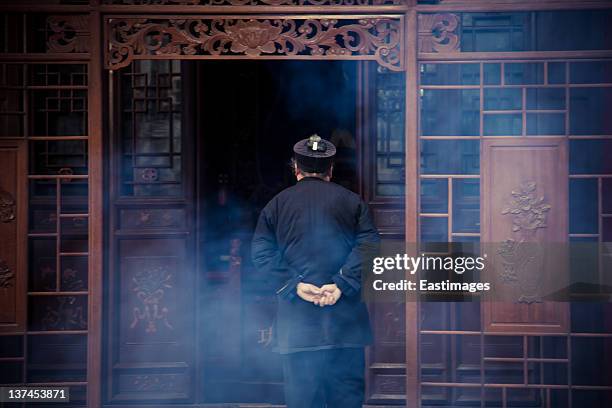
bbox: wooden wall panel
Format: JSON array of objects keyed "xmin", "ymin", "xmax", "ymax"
[
  {"xmin": 109, "ymin": 237, "xmax": 194, "ymax": 403},
  {"xmin": 481, "ymin": 138, "xmax": 569, "ymax": 333},
  {"xmin": 0, "ymin": 140, "xmax": 26, "ymax": 333},
  {"xmin": 365, "ymin": 235, "xmax": 407, "ymax": 403}
]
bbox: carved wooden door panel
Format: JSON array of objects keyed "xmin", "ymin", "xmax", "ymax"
[
  {"xmin": 481, "ymin": 138, "xmax": 569, "ymax": 333},
  {"xmin": 0, "ymin": 140, "xmax": 27, "ymax": 334},
  {"xmin": 107, "ymin": 60, "xmax": 197, "ymax": 404}
]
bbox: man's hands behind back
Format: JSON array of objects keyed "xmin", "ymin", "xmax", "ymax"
[
  {"xmin": 296, "ymin": 283, "xmax": 322, "ymax": 302},
  {"xmin": 297, "ymin": 282, "xmax": 342, "ymax": 307}
]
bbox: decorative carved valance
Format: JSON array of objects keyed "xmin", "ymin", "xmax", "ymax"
[
  {"xmin": 103, "ymin": 0, "xmax": 402, "ymax": 5},
  {"xmin": 46, "ymin": 15, "xmax": 91, "ymax": 53},
  {"xmin": 105, "ymin": 16, "xmax": 404, "ymax": 71},
  {"xmin": 104, "ymin": 0, "xmax": 200, "ymax": 3},
  {"xmin": 418, "ymin": 13, "xmax": 460, "ymax": 53}
]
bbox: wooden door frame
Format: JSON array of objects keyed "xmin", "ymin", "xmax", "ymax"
[{"xmin": 94, "ymin": 4, "xmax": 415, "ymax": 408}]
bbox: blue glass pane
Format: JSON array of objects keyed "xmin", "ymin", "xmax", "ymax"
[
  {"xmin": 526, "ymin": 113, "xmax": 565, "ymax": 135},
  {"xmin": 570, "ymin": 61, "xmax": 612, "ymax": 84},
  {"xmin": 484, "ymin": 88, "xmax": 522, "ymax": 110},
  {"xmin": 421, "ymin": 140, "xmax": 480, "ymax": 175},
  {"xmin": 421, "ymin": 89, "xmax": 480, "ymax": 136},
  {"xmin": 548, "ymin": 62, "xmax": 566, "ymax": 84},
  {"xmin": 569, "ymin": 179, "xmax": 598, "ymax": 234},
  {"xmin": 377, "ymin": 112, "xmax": 405, "ymax": 153},
  {"xmin": 452, "ymin": 235, "xmax": 480, "ymax": 243},
  {"xmin": 421, "ymin": 179, "xmax": 448, "ymax": 214},
  {"xmin": 420, "ymin": 63, "xmax": 480, "ymax": 85},
  {"xmin": 604, "ymin": 218, "xmax": 612, "ymax": 242},
  {"xmin": 377, "ymin": 156, "xmax": 404, "ymax": 183},
  {"xmin": 484, "ymin": 114, "xmax": 522, "ymax": 136},
  {"xmin": 421, "ymin": 217, "xmax": 448, "ymax": 242},
  {"xmin": 536, "ymin": 10, "xmax": 612, "ymax": 51},
  {"xmin": 526, "ymin": 88, "xmax": 565, "ymax": 110},
  {"xmin": 452, "ymin": 179, "xmax": 480, "ymax": 233},
  {"xmin": 570, "ymin": 88, "xmax": 612, "ymax": 135},
  {"xmin": 457, "ymin": 11, "xmax": 612, "ymax": 53},
  {"xmin": 570, "ymin": 236, "xmax": 598, "ymax": 243},
  {"xmin": 603, "ymin": 179, "xmax": 612, "ymax": 215},
  {"xmin": 376, "ymin": 87, "xmax": 404, "ymax": 112},
  {"xmin": 484, "ymin": 63, "xmax": 501, "ymax": 85},
  {"xmin": 377, "ymin": 184, "xmax": 405, "ymax": 196},
  {"xmin": 569, "ymin": 241, "xmax": 599, "ymax": 292},
  {"xmin": 375, "ymin": 68, "xmax": 405, "ymax": 197},
  {"xmin": 461, "ymin": 12, "xmax": 530, "ymax": 52},
  {"xmin": 570, "ymin": 140, "xmax": 612, "ymax": 174},
  {"xmin": 504, "ymin": 63, "xmax": 544, "ymax": 85}
]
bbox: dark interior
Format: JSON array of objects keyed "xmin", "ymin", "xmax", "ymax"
[{"xmin": 196, "ymin": 60, "xmax": 359, "ymax": 403}]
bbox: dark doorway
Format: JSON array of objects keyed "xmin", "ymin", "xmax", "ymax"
[
  {"xmin": 106, "ymin": 58, "xmax": 407, "ymax": 405},
  {"xmin": 196, "ymin": 60, "xmax": 359, "ymax": 403}
]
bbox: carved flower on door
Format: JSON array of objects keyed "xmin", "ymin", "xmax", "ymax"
[
  {"xmin": 225, "ymin": 20, "xmax": 282, "ymax": 56},
  {"xmin": 0, "ymin": 189, "xmax": 16, "ymax": 223},
  {"xmin": 0, "ymin": 259, "xmax": 14, "ymax": 289},
  {"xmin": 498, "ymin": 181, "xmax": 552, "ymax": 303},
  {"xmin": 501, "ymin": 181, "xmax": 551, "ymax": 236}
]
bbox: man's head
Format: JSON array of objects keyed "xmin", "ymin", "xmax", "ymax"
[
  {"xmin": 291, "ymin": 157, "xmax": 334, "ymax": 181},
  {"xmin": 292, "ymin": 134, "xmax": 336, "ymax": 181}
]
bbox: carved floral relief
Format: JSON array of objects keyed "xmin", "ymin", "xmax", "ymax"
[
  {"xmin": 0, "ymin": 189, "xmax": 16, "ymax": 223},
  {"xmin": 497, "ymin": 181, "xmax": 552, "ymax": 304},
  {"xmin": 130, "ymin": 264, "xmax": 175, "ymax": 334},
  {"xmin": 106, "ymin": 17, "xmax": 403, "ymax": 71},
  {"xmin": 41, "ymin": 296, "xmax": 87, "ymax": 330},
  {"xmin": 47, "ymin": 15, "xmax": 90, "ymax": 53},
  {"xmin": 103, "ymin": 0, "xmax": 401, "ymax": 5},
  {"xmin": 0, "ymin": 259, "xmax": 14, "ymax": 289}
]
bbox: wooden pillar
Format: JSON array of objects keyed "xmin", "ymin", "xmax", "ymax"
[
  {"xmin": 405, "ymin": 2, "xmax": 420, "ymax": 407},
  {"xmin": 88, "ymin": 1, "xmax": 103, "ymax": 407}
]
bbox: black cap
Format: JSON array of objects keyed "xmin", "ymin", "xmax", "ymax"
[{"xmin": 293, "ymin": 134, "xmax": 336, "ymax": 173}]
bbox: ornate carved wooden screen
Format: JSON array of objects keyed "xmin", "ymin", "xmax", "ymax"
[
  {"xmin": 482, "ymin": 138, "xmax": 569, "ymax": 333},
  {"xmin": 417, "ymin": 9, "xmax": 612, "ymax": 408},
  {"xmin": 0, "ymin": 11, "xmax": 92, "ymax": 406}
]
